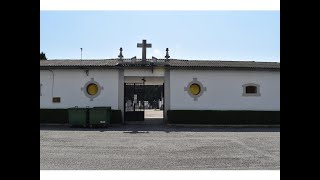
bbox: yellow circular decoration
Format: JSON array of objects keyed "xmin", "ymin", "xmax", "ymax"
[
  {"xmin": 87, "ymin": 83, "xmax": 98, "ymax": 95},
  {"xmin": 189, "ymin": 83, "xmax": 201, "ymax": 95}
]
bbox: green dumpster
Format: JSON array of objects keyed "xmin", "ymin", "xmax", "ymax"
[
  {"xmin": 89, "ymin": 107, "xmax": 111, "ymax": 127},
  {"xmin": 68, "ymin": 108, "xmax": 88, "ymax": 127}
]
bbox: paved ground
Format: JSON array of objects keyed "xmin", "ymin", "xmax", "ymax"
[
  {"xmin": 40, "ymin": 124, "xmax": 280, "ymax": 170},
  {"xmin": 144, "ymin": 109, "xmax": 163, "ymax": 119}
]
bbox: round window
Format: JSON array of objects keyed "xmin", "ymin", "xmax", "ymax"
[
  {"xmin": 189, "ymin": 83, "xmax": 201, "ymax": 95},
  {"xmin": 87, "ymin": 83, "xmax": 98, "ymax": 96}
]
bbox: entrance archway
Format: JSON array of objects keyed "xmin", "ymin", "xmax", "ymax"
[{"xmin": 124, "ymin": 76, "xmax": 164, "ymax": 124}]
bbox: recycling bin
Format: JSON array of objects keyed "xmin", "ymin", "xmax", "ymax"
[
  {"xmin": 89, "ymin": 107, "xmax": 111, "ymax": 127},
  {"xmin": 68, "ymin": 108, "xmax": 88, "ymax": 127}
]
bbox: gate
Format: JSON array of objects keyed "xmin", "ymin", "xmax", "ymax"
[{"xmin": 124, "ymin": 83, "xmax": 145, "ymax": 121}]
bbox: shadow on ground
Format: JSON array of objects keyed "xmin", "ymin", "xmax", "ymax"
[{"xmin": 40, "ymin": 123, "xmax": 280, "ymax": 133}]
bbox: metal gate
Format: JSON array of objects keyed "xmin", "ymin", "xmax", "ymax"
[{"xmin": 124, "ymin": 83, "xmax": 145, "ymax": 121}]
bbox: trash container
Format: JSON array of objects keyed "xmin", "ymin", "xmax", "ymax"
[
  {"xmin": 89, "ymin": 107, "xmax": 111, "ymax": 127},
  {"xmin": 68, "ymin": 108, "xmax": 88, "ymax": 127}
]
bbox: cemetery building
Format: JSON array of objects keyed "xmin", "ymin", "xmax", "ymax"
[{"xmin": 40, "ymin": 40, "xmax": 280, "ymax": 125}]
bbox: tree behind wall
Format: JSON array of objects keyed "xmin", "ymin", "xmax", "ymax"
[{"xmin": 40, "ymin": 52, "xmax": 47, "ymax": 60}]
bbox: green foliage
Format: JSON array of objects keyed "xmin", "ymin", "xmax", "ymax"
[
  {"xmin": 40, "ymin": 52, "xmax": 47, "ymax": 60},
  {"xmin": 143, "ymin": 85, "xmax": 163, "ymax": 101},
  {"xmin": 125, "ymin": 85, "xmax": 163, "ymax": 102}
]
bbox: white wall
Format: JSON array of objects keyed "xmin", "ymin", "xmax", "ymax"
[
  {"xmin": 169, "ymin": 70, "xmax": 280, "ymax": 111},
  {"xmin": 40, "ymin": 68, "xmax": 280, "ymax": 111},
  {"xmin": 124, "ymin": 68, "xmax": 165, "ymax": 77},
  {"xmin": 40, "ymin": 69, "xmax": 119, "ymax": 109}
]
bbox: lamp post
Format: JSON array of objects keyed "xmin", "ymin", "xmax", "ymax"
[{"xmin": 80, "ymin": 48, "xmax": 83, "ymax": 60}]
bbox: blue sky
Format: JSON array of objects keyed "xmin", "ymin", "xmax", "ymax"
[{"xmin": 40, "ymin": 11, "xmax": 279, "ymax": 62}]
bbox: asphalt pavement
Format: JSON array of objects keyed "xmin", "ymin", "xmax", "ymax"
[{"xmin": 40, "ymin": 124, "xmax": 280, "ymax": 170}]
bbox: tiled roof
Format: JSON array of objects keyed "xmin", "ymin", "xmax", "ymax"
[
  {"xmin": 168, "ymin": 59, "xmax": 280, "ymax": 69},
  {"xmin": 40, "ymin": 59, "xmax": 119, "ymax": 67},
  {"xmin": 40, "ymin": 59, "xmax": 280, "ymax": 70}
]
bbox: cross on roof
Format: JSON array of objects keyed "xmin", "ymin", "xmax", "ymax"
[{"xmin": 137, "ymin": 39, "xmax": 152, "ymax": 62}]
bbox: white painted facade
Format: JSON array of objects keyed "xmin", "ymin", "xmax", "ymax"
[
  {"xmin": 124, "ymin": 68, "xmax": 165, "ymax": 77},
  {"xmin": 124, "ymin": 68, "xmax": 165, "ymax": 85},
  {"xmin": 169, "ymin": 70, "xmax": 280, "ymax": 111},
  {"xmin": 40, "ymin": 69, "xmax": 119, "ymax": 109},
  {"xmin": 40, "ymin": 68, "xmax": 280, "ymax": 112}
]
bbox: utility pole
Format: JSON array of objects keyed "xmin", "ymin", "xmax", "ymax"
[{"xmin": 80, "ymin": 48, "xmax": 83, "ymax": 60}]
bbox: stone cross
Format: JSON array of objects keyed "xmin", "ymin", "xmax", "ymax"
[{"xmin": 137, "ymin": 39, "xmax": 152, "ymax": 62}]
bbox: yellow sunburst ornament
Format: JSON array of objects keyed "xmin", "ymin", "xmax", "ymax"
[
  {"xmin": 184, "ymin": 78, "xmax": 207, "ymax": 101},
  {"xmin": 81, "ymin": 78, "xmax": 103, "ymax": 101},
  {"xmin": 87, "ymin": 83, "xmax": 98, "ymax": 95},
  {"xmin": 189, "ymin": 83, "xmax": 201, "ymax": 95}
]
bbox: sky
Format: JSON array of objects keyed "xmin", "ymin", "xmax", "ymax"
[{"xmin": 40, "ymin": 11, "xmax": 280, "ymax": 62}]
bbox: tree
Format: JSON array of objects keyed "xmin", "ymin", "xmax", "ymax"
[{"xmin": 40, "ymin": 52, "xmax": 47, "ymax": 60}]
